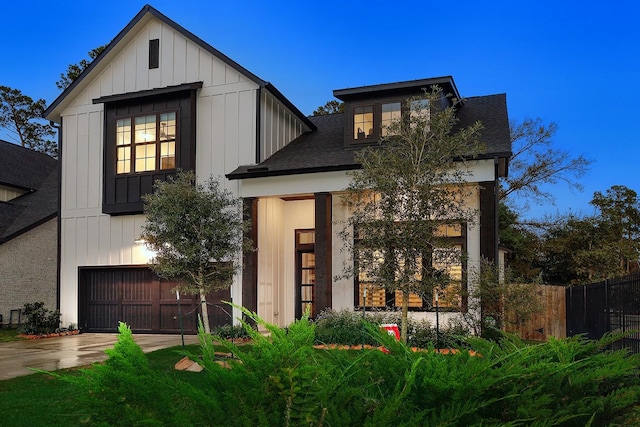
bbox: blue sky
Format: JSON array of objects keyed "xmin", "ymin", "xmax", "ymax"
[{"xmin": 2, "ymin": 0, "xmax": 638, "ymax": 220}]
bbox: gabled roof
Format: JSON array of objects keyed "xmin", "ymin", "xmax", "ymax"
[
  {"xmin": 227, "ymin": 92, "xmax": 511, "ymax": 180},
  {"xmin": 43, "ymin": 4, "xmax": 314, "ymax": 130},
  {"xmin": 0, "ymin": 140, "xmax": 58, "ymax": 243}
]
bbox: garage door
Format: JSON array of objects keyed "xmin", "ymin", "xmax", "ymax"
[{"xmin": 79, "ymin": 267, "xmax": 231, "ymax": 334}]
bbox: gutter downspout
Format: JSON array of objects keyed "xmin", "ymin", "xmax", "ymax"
[
  {"xmin": 255, "ymin": 87, "xmax": 261, "ymax": 164},
  {"xmin": 51, "ymin": 119, "xmax": 62, "ymax": 313},
  {"xmin": 494, "ymin": 156, "xmax": 500, "ymax": 277}
]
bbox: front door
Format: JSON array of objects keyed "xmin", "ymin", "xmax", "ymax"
[{"xmin": 295, "ymin": 230, "xmax": 315, "ymax": 319}]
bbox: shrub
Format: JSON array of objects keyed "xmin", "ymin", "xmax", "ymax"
[
  {"xmin": 210, "ymin": 323, "xmax": 252, "ymax": 340},
  {"xmin": 314, "ymin": 308, "xmax": 468, "ymax": 348},
  {"xmin": 20, "ymin": 302, "xmax": 61, "ymax": 335},
  {"xmin": 62, "ymin": 310, "xmax": 640, "ymax": 426}
]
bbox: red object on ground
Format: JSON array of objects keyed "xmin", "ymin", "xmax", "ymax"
[{"xmin": 381, "ymin": 324, "xmax": 400, "ymax": 340}]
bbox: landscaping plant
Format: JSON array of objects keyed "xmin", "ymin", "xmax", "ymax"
[
  {"xmin": 20, "ymin": 301, "xmax": 61, "ymax": 335},
  {"xmin": 60, "ymin": 309, "xmax": 640, "ymax": 426}
]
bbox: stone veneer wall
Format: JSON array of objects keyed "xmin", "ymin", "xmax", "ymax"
[{"xmin": 0, "ymin": 219, "xmax": 57, "ymax": 327}]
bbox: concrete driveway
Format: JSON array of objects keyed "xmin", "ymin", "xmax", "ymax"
[{"xmin": 0, "ymin": 333, "xmax": 199, "ymax": 380}]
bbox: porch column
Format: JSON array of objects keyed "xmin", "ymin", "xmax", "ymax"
[
  {"xmin": 314, "ymin": 192, "xmax": 332, "ymax": 314},
  {"xmin": 242, "ymin": 197, "xmax": 258, "ymax": 317},
  {"xmin": 479, "ymin": 181, "xmax": 497, "ymax": 263}
]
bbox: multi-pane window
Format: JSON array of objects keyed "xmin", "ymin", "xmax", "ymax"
[
  {"xmin": 353, "ymin": 105, "xmax": 374, "ymax": 140},
  {"xmin": 356, "ymin": 223, "xmax": 465, "ymax": 311},
  {"xmin": 116, "ymin": 112, "xmax": 176, "ymax": 174},
  {"xmin": 381, "ymin": 102, "xmax": 401, "ymax": 136}
]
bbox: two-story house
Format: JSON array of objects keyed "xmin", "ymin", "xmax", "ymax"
[{"xmin": 44, "ymin": 5, "xmax": 510, "ymax": 334}]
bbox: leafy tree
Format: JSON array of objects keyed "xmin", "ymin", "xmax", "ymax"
[
  {"xmin": 312, "ymin": 100, "xmax": 344, "ymax": 116},
  {"xmin": 590, "ymin": 185, "xmax": 640, "ymax": 275},
  {"xmin": 56, "ymin": 45, "xmax": 107, "ymax": 90},
  {"xmin": 540, "ymin": 185, "xmax": 640, "ymax": 285},
  {"xmin": 140, "ymin": 171, "xmax": 249, "ymax": 334},
  {"xmin": 0, "ymin": 86, "xmax": 57, "ymax": 158},
  {"xmin": 540, "ymin": 214, "xmax": 596, "ymax": 285},
  {"xmin": 339, "ymin": 86, "xmax": 484, "ymax": 343},
  {"xmin": 501, "ymin": 117, "xmax": 591, "ymax": 208},
  {"xmin": 498, "ymin": 202, "xmax": 542, "ymax": 282}
]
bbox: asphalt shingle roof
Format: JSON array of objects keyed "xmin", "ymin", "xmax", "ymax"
[
  {"xmin": 228, "ymin": 93, "xmax": 511, "ymax": 179},
  {"xmin": 0, "ymin": 140, "xmax": 58, "ymax": 243}
]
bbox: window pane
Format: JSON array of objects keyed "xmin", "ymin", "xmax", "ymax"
[
  {"xmin": 160, "ymin": 141, "xmax": 175, "ymax": 170},
  {"xmin": 354, "ymin": 105, "xmax": 374, "ymax": 140},
  {"xmin": 436, "ymin": 223, "xmax": 462, "ymax": 237},
  {"xmin": 395, "ymin": 290, "xmax": 424, "ymax": 308},
  {"xmin": 116, "ymin": 146, "xmax": 130, "ymax": 174},
  {"xmin": 135, "ymin": 143, "xmax": 156, "ymax": 172},
  {"xmin": 135, "ymin": 115, "xmax": 156, "ymax": 143},
  {"xmin": 159, "ymin": 112, "xmax": 176, "ymax": 141},
  {"xmin": 410, "ymin": 99, "xmax": 430, "ymax": 128},
  {"xmin": 297, "ymin": 230, "xmax": 315, "ymax": 245},
  {"xmin": 359, "ymin": 283, "xmax": 386, "ymax": 307},
  {"xmin": 381, "ymin": 102, "xmax": 401, "ymax": 136},
  {"xmin": 116, "ymin": 118, "xmax": 131, "ymax": 146}
]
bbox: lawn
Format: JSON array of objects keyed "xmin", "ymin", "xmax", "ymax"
[
  {"xmin": 0, "ymin": 344, "xmax": 204, "ymax": 427},
  {"xmin": 0, "ymin": 328, "xmax": 22, "ymax": 342}
]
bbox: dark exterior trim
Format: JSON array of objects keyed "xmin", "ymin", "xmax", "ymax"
[
  {"xmin": 56, "ymin": 118, "xmax": 62, "ymax": 311},
  {"xmin": 479, "ymin": 180, "xmax": 497, "ymax": 263},
  {"xmin": 255, "ymin": 87, "xmax": 261, "ymax": 163},
  {"xmin": 93, "ymin": 82, "xmax": 203, "ymax": 104},
  {"xmin": 334, "ymin": 76, "xmax": 460, "ymax": 102},
  {"xmin": 242, "ymin": 198, "xmax": 258, "ymax": 318},
  {"xmin": 314, "ymin": 192, "xmax": 332, "ymax": 313},
  {"xmin": 227, "ymin": 164, "xmax": 361, "ymax": 180}
]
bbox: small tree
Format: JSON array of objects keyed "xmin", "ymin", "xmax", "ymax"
[
  {"xmin": 0, "ymin": 86, "xmax": 57, "ymax": 158},
  {"xmin": 140, "ymin": 171, "xmax": 248, "ymax": 334},
  {"xmin": 339, "ymin": 86, "xmax": 484, "ymax": 343}
]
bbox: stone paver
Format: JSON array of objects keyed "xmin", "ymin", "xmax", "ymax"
[{"xmin": 0, "ymin": 332, "xmax": 198, "ymax": 380}]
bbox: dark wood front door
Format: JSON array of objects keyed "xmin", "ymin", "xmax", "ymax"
[{"xmin": 79, "ymin": 267, "xmax": 230, "ymax": 334}]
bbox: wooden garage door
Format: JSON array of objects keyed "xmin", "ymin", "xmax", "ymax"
[{"xmin": 79, "ymin": 267, "xmax": 231, "ymax": 334}]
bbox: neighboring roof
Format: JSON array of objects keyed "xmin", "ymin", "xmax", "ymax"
[
  {"xmin": 227, "ymin": 92, "xmax": 511, "ymax": 180},
  {"xmin": 43, "ymin": 4, "xmax": 315, "ymax": 131},
  {"xmin": 0, "ymin": 140, "xmax": 58, "ymax": 243}
]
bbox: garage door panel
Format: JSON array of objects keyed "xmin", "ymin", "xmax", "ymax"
[{"xmin": 79, "ymin": 267, "xmax": 231, "ymax": 334}]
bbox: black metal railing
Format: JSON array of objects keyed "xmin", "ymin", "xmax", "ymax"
[{"xmin": 566, "ymin": 272, "xmax": 640, "ymax": 354}]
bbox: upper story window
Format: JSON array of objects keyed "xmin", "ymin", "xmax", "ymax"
[
  {"xmin": 95, "ymin": 81, "xmax": 202, "ymax": 215},
  {"xmin": 381, "ymin": 102, "xmax": 401, "ymax": 137},
  {"xmin": 348, "ymin": 98, "xmax": 429, "ymax": 144},
  {"xmin": 353, "ymin": 105, "xmax": 374, "ymax": 140},
  {"xmin": 116, "ymin": 112, "xmax": 176, "ymax": 174}
]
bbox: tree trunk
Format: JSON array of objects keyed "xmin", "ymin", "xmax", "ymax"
[
  {"xmin": 401, "ymin": 289, "xmax": 409, "ymax": 344},
  {"xmin": 200, "ymin": 288, "xmax": 211, "ymax": 334}
]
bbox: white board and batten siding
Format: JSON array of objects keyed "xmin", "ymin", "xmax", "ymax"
[{"xmin": 56, "ymin": 16, "xmax": 301, "ymax": 325}]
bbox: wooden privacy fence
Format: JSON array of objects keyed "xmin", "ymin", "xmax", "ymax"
[
  {"xmin": 566, "ymin": 272, "xmax": 640, "ymax": 354},
  {"xmin": 505, "ymin": 285, "xmax": 566, "ymax": 341}
]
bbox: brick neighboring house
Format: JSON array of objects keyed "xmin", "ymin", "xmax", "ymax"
[
  {"xmin": 0, "ymin": 140, "xmax": 58, "ymax": 326},
  {"xmin": 44, "ymin": 5, "xmax": 510, "ymax": 334}
]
